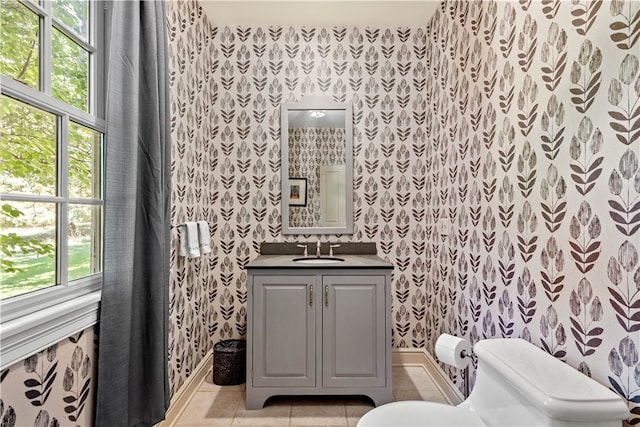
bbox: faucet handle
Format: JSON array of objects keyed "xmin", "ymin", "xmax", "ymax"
[
  {"xmin": 296, "ymin": 244, "xmax": 308, "ymax": 257},
  {"xmin": 329, "ymin": 244, "xmax": 340, "ymax": 257}
]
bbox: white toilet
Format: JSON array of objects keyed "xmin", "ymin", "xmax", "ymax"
[{"xmin": 358, "ymin": 338, "xmax": 629, "ymax": 427}]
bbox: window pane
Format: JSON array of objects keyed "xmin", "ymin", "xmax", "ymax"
[
  {"xmin": 0, "ymin": 0, "xmax": 39, "ymax": 89},
  {"xmin": 0, "ymin": 201, "xmax": 57, "ymax": 299},
  {"xmin": 52, "ymin": 29, "xmax": 88, "ymax": 111},
  {"xmin": 53, "ymin": 0, "xmax": 88, "ymax": 41},
  {"xmin": 68, "ymin": 204, "xmax": 101, "ymax": 281},
  {"xmin": 0, "ymin": 95, "xmax": 57, "ymax": 196},
  {"xmin": 69, "ymin": 122, "xmax": 102, "ymax": 199}
]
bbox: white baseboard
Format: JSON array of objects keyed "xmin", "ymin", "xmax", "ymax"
[
  {"xmin": 160, "ymin": 348, "xmax": 462, "ymax": 426},
  {"xmin": 392, "ymin": 348, "xmax": 464, "ymax": 405},
  {"xmin": 155, "ymin": 350, "xmax": 213, "ymax": 427}
]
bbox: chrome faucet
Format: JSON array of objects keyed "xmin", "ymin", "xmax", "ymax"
[
  {"xmin": 329, "ymin": 244, "xmax": 340, "ymax": 257},
  {"xmin": 316, "ymin": 240, "xmax": 322, "ymax": 257},
  {"xmin": 296, "ymin": 244, "xmax": 308, "ymax": 257}
]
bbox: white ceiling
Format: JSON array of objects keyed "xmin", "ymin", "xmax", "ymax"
[{"xmin": 199, "ymin": 1, "xmax": 441, "ymax": 27}]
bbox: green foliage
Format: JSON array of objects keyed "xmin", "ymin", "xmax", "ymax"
[
  {"xmin": 0, "ymin": 238, "xmax": 92, "ymax": 298},
  {"xmin": 68, "ymin": 122, "xmax": 102, "ymax": 199},
  {"xmin": 0, "ymin": 204, "xmax": 55, "ymax": 274},
  {"xmin": 1, "ymin": 95, "xmax": 57, "ymax": 193},
  {"xmin": 53, "ymin": 0, "xmax": 88, "ymax": 39},
  {"xmin": 52, "ymin": 29, "xmax": 88, "ymax": 111},
  {"xmin": 0, "ymin": 0, "xmax": 98, "ymax": 287},
  {"xmin": 1, "ymin": 203, "xmax": 21, "ymax": 218},
  {"xmin": 0, "ymin": 0, "xmax": 39, "ymax": 89},
  {"xmin": 0, "ymin": 233, "xmax": 54, "ymax": 273}
]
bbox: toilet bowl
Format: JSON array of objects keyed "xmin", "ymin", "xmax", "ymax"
[
  {"xmin": 357, "ymin": 338, "xmax": 629, "ymax": 427},
  {"xmin": 358, "ymin": 401, "xmax": 485, "ymax": 426}
]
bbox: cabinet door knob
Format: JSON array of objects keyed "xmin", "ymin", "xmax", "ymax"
[
  {"xmin": 309, "ymin": 285, "xmax": 313, "ymax": 306},
  {"xmin": 324, "ymin": 285, "xmax": 329, "ymax": 307}
]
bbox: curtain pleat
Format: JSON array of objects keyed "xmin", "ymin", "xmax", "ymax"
[{"xmin": 95, "ymin": 1, "xmax": 171, "ymax": 426}]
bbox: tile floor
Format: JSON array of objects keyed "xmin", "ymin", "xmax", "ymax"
[{"xmin": 175, "ymin": 366, "xmax": 448, "ymax": 426}]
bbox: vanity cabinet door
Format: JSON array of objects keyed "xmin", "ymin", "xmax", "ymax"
[
  {"xmin": 322, "ymin": 275, "xmax": 386, "ymax": 388},
  {"xmin": 252, "ymin": 275, "xmax": 317, "ymax": 387}
]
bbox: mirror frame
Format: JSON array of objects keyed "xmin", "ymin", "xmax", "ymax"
[{"xmin": 281, "ymin": 96, "xmax": 353, "ymax": 235}]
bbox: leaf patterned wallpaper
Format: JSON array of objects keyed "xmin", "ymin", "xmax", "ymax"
[
  {"xmin": 167, "ymin": 0, "xmax": 640, "ymax": 422},
  {"xmin": 2, "ymin": 0, "xmax": 638, "ymax": 425},
  {"xmin": 166, "ymin": 0, "xmax": 428, "ymax": 395},
  {"xmin": 0, "ymin": 329, "xmax": 96, "ymax": 427},
  {"xmin": 425, "ymin": 0, "xmax": 640, "ymax": 423}
]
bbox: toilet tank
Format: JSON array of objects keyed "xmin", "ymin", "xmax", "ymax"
[{"xmin": 465, "ymin": 339, "xmax": 629, "ymax": 427}]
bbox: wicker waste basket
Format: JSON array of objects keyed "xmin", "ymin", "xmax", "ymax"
[{"xmin": 213, "ymin": 339, "xmax": 246, "ymax": 385}]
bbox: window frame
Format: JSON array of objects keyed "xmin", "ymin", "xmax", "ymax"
[{"xmin": 0, "ymin": 0, "xmax": 106, "ymax": 369}]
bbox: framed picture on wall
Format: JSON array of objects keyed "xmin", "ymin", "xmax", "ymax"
[{"xmin": 288, "ymin": 178, "xmax": 307, "ymax": 207}]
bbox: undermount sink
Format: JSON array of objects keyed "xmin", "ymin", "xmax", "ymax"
[{"xmin": 293, "ymin": 257, "xmax": 345, "ymax": 264}]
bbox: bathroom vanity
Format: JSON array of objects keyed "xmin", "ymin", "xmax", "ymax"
[
  {"xmin": 245, "ymin": 244, "xmax": 393, "ymax": 409},
  {"xmin": 248, "ymin": 97, "xmax": 393, "ymax": 409}
]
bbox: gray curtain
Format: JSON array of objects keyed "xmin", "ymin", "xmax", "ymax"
[{"xmin": 96, "ymin": 1, "xmax": 171, "ymax": 426}]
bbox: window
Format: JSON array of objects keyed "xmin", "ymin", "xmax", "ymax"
[{"xmin": 0, "ymin": 0, "xmax": 105, "ymax": 368}]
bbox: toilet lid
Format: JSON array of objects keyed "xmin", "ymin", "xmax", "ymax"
[{"xmin": 357, "ymin": 401, "xmax": 486, "ymax": 426}]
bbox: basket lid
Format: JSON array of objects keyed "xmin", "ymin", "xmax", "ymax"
[{"xmin": 214, "ymin": 339, "xmax": 246, "ymax": 353}]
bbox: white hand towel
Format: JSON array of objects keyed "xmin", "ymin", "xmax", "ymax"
[
  {"xmin": 177, "ymin": 224, "xmax": 188, "ymax": 257},
  {"xmin": 197, "ymin": 220, "xmax": 211, "ymax": 254},
  {"xmin": 185, "ymin": 221, "xmax": 201, "ymax": 258}
]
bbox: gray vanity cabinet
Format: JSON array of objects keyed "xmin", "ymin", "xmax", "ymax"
[
  {"xmin": 246, "ymin": 266, "xmax": 392, "ymax": 410},
  {"xmin": 322, "ymin": 275, "xmax": 386, "ymax": 388},
  {"xmin": 251, "ymin": 274, "xmax": 317, "ymax": 387}
]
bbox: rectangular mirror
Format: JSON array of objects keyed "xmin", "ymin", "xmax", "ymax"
[{"xmin": 281, "ymin": 96, "xmax": 353, "ymax": 235}]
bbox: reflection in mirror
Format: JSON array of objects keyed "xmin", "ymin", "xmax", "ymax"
[
  {"xmin": 288, "ymin": 110, "xmax": 346, "ymax": 227},
  {"xmin": 281, "ymin": 97, "xmax": 353, "ymax": 235}
]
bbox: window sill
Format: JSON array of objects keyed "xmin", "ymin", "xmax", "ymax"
[{"xmin": 0, "ymin": 290, "xmax": 101, "ymax": 369}]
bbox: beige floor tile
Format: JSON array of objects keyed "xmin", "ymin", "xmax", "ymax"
[
  {"xmin": 290, "ymin": 397, "xmax": 348, "ymax": 425},
  {"xmin": 177, "ymin": 365, "xmax": 449, "ymax": 426},
  {"xmin": 345, "ymin": 402, "xmax": 375, "ymax": 426},
  {"xmin": 176, "ymin": 425, "xmax": 229, "ymax": 427},
  {"xmin": 199, "ymin": 370, "xmax": 247, "ymax": 392},
  {"xmin": 393, "ymin": 388, "xmax": 448, "ymax": 403},
  {"xmin": 176, "ymin": 390, "xmax": 243, "ymax": 426},
  {"xmin": 233, "ymin": 398, "xmax": 291, "ymax": 426}
]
